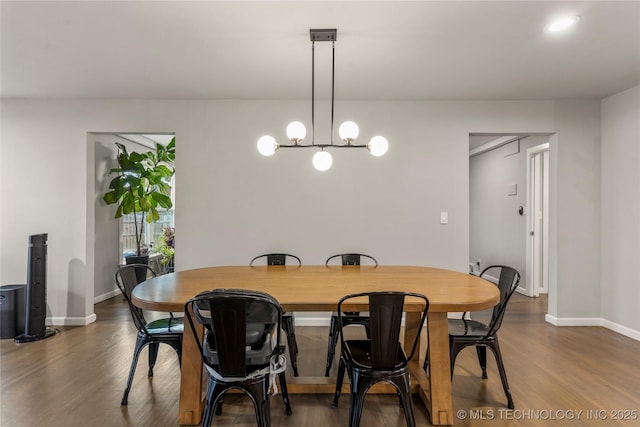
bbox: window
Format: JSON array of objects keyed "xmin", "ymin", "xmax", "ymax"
[{"xmin": 120, "ymin": 210, "xmax": 174, "ymax": 262}]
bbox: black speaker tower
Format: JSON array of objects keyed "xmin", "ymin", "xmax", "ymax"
[{"xmin": 15, "ymin": 233, "xmax": 56, "ymax": 343}]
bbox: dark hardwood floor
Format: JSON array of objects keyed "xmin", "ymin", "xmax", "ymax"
[{"xmin": 1, "ymin": 293, "xmax": 639, "ymax": 426}]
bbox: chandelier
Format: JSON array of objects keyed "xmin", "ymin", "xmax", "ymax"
[{"xmin": 257, "ymin": 29, "xmax": 389, "ymax": 171}]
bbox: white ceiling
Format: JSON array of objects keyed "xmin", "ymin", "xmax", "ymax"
[{"xmin": 1, "ymin": 1, "xmax": 639, "ymax": 101}]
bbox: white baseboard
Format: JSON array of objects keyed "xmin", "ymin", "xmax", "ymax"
[
  {"xmin": 47, "ymin": 313, "xmax": 97, "ymax": 326},
  {"xmin": 94, "ymin": 288, "xmax": 120, "ymax": 304},
  {"xmin": 293, "ymin": 313, "xmax": 414, "ymax": 327},
  {"xmin": 601, "ymin": 319, "xmax": 640, "ymax": 341},
  {"xmin": 294, "ymin": 316, "xmax": 332, "ymax": 327},
  {"xmin": 545, "ymin": 314, "xmax": 640, "ymax": 341}
]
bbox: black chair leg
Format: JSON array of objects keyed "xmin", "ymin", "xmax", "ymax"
[
  {"xmin": 331, "ymin": 357, "xmax": 346, "ymax": 408},
  {"xmin": 391, "ymin": 376, "xmax": 416, "ymax": 427},
  {"xmin": 148, "ymin": 342, "xmax": 159, "ymax": 377},
  {"xmin": 487, "ymin": 340, "xmax": 514, "ymax": 409},
  {"xmin": 202, "ymin": 378, "xmax": 218, "ymax": 427},
  {"xmin": 325, "ymin": 315, "xmax": 339, "ymax": 376},
  {"xmin": 214, "ymin": 393, "xmax": 225, "ymax": 415},
  {"xmin": 278, "ymin": 372, "xmax": 293, "ymax": 415},
  {"xmin": 450, "ymin": 341, "xmax": 466, "ymax": 380},
  {"xmin": 423, "ymin": 345, "xmax": 430, "ymax": 372},
  {"xmin": 348, "ymin": 374, "xmax": 368, "ymax": 427},
  {"xmin": 121, "ymin": 336, "xmax": 147, "ymax": 405},
  {"xmin": 244, "ymin": 377, "xmax": 271, "ymax": 427},
  {"xmin": 363, "ymin": 323, "xmax": 371, "ymax": 339},
  {"xmin": 476, "ymin": 345, "xmax": 488, "ymax": 379},
  {"xmin": 282, "ymin": 315, "xmax": 299, "ymax": 376},
  {"xmin": 167, "ymin": 339, "xmax": 183, "ymax": 366}
]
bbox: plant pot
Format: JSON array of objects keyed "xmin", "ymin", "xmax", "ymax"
[{"xmin": 125, "ymin": 255, "xmax": 150, "ymax": 283}]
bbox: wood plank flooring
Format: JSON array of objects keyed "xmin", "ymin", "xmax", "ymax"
[{"xmin": 1, "ymin": 293, "xmax": 639, "ymax": 426}]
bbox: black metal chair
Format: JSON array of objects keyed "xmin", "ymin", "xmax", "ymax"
[
  {"xmin": 425, "ymin": 265, "xmax": 520, "ymax": 409},
  {"xmin": 324, "ymin": 253, "xmax": 378, "ymax": 376},
  {"xmin": 331, "ymin": 291, "xmax": 429, "ymax": 427},
  {"xmin": 185, "ymin": 289, "xmax": 293, "ymax": 427},
  {"xmin": 114, "ymin": 264, "xmax": 183, "ymax": 405},
  {"xmin": 250, "ymin": 253, "xmax": 301, "ymax": 376}
]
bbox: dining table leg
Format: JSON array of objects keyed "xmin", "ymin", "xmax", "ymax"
[
  {"xmin": 426, "ymin": 312, "xmax": 454, "ymax": 425},
  {"xmin": 179, "ymin": 309, "xmax": 204, "ymax": 425}
]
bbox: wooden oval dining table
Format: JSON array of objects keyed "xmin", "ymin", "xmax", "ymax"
[{"xmin": 132, "ymin": 265, "xmax": 499, "ymax": 426}]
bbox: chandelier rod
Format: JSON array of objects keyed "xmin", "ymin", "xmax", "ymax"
[
  {"xmin": 331, "ymin": 39, "xmax": 335, "ymax": 146},
  {"xmin": 311, "ymin": 40, "xmax": 315, "ymax": 146},
  {"xmin": 311, "ymin": 36, "xmax": 337, "ymax": 148}
]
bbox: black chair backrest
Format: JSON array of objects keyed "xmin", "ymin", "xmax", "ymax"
[
  {"xmin": 479, "ymin": 265, "xmax": 520, "ymax": 336},
  {"xmin": 114, "ymin": 264, "xmax": 156, "ymax": 334},
  {"xmin": 250, "ymin": 253, "xmax": 301, "ymax": 266},
  {"xmin": 325, "ymin": 253, "xmax": 378, "ymax": 267},
  {"xmin": 186, "ymin": 289, "xmax": 282, "ymax": 378},
  {"xmin": 337, "ymin": 291, "xmax": 429, "ymax": 370}
]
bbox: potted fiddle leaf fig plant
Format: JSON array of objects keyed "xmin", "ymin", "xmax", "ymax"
[{"xmin": 103, "ymin": 137, "xmax": 175, "ymax": 267}]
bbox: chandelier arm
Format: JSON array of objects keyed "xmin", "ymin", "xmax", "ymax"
[{"xmin": 277, "ymin": 143, "xmax": 369, "ymax": 149}]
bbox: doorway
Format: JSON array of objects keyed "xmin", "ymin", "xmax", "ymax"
[
  {"xmin": 91, "ymin": 133, "xmax": 175, "ymax": 305},
  {"xmin": 469, "ymin": 133, "xmax": 552, "ymax": 297}
]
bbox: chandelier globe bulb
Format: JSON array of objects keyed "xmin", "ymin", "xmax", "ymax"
[
  {"xmin": 368, "ymin": 136, "xmax": 389, "ymax": 157},
  {"xmin": 286, "ymin": 121, "xmax": 306, "ymax": 143},
  {"xmin": 257, "ymin": 135, "xmax": 277, "ymax": 156},
  {"xmin": 312, "ymin": 150, "xmax": 333, "ymax": 171},
  {"xmin": 338, "ymin": 121, "xmax": 359, "ymax": 143}
]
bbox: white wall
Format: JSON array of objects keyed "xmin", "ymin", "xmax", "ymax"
[
  {"xmin": 0, "ymin": 98, "xmax": 608, "ymax": 333},
  {"xmin": 550, "ymin": 101, "xmax": 602, "ymax": 320},
  {"xmin": 469, "ymin": 135, "xmax": 549, "ymax": 281},
  {"xmin": 601, "ymin": 85, "xmax": 640, "ymax": 335}
]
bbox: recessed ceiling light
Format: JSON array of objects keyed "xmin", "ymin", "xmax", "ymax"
[{"xmin": 545, "ymin": 15, "xmax": 580, "ymax": 33}]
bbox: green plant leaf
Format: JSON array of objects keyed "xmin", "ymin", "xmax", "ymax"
[
  {"xmin": 103, "ymin": 190, "xmax": 118, "ymax": 204},
  {"xmin": 151, "ymin": 192, "xmax": 172, "ymax": 209},
  {"xmin": 139, "ymin": 196, "xmax": 151, "ymax": 211},
  {"xmin": 154, "ymin": 164, "xmax": 174, "ymax": 178},
  {"xmin": 147, "ymin": 206, "xmax": 160, "ymax": 223}
]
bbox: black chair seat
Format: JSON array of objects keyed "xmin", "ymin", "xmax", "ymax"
[
  {"xmin": 448, "ymin": 318, "xmax": 491, "ymax": 337},
  {"xmin": 145, "ymin": 317, "xmax": 184, "ymax": 334},
  {"xmin": 343, "ymin": 340, "xmax": 408, "ymax": 369}
]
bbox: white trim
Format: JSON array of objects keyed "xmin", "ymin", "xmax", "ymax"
[
  {"xmin": 482, "ymin": 273, "xmax": 499, "ymax": 284},
  {"xmin": 601, "ymin": 319, "xmax": 640, "ymax": 341},
  {"xmin": 545, "ymin": 314, "xmax": 601, "ymax": 326},
  {"xmin": 525, "ymin": 142, "xmax": 550, "ymax": 298},
  {"xmin": 292, "ymin": 316, "xmax": 331, "ymax": 327},
  {"xmin": 469, "ymin": 135, "xmax": 522, "ymax": 157},
  {"xmin": 293, "ymin": 313, "xmax": 412, "ymax": 327},
  {"xmin": 545, "ymin": 315, "xmax": 640, "ymax": 341},
  {"xmin": 47, "ymin": 314, "xmax": 97, "ymax": 326},
  {"xmin": 94, "ymin": 288, "xmax": 120, "ymax": 304}
]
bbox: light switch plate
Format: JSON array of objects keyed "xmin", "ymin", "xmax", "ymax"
[{"xmin": 440, "ymin": 211, "xmax": 449, "ymax": 224}]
